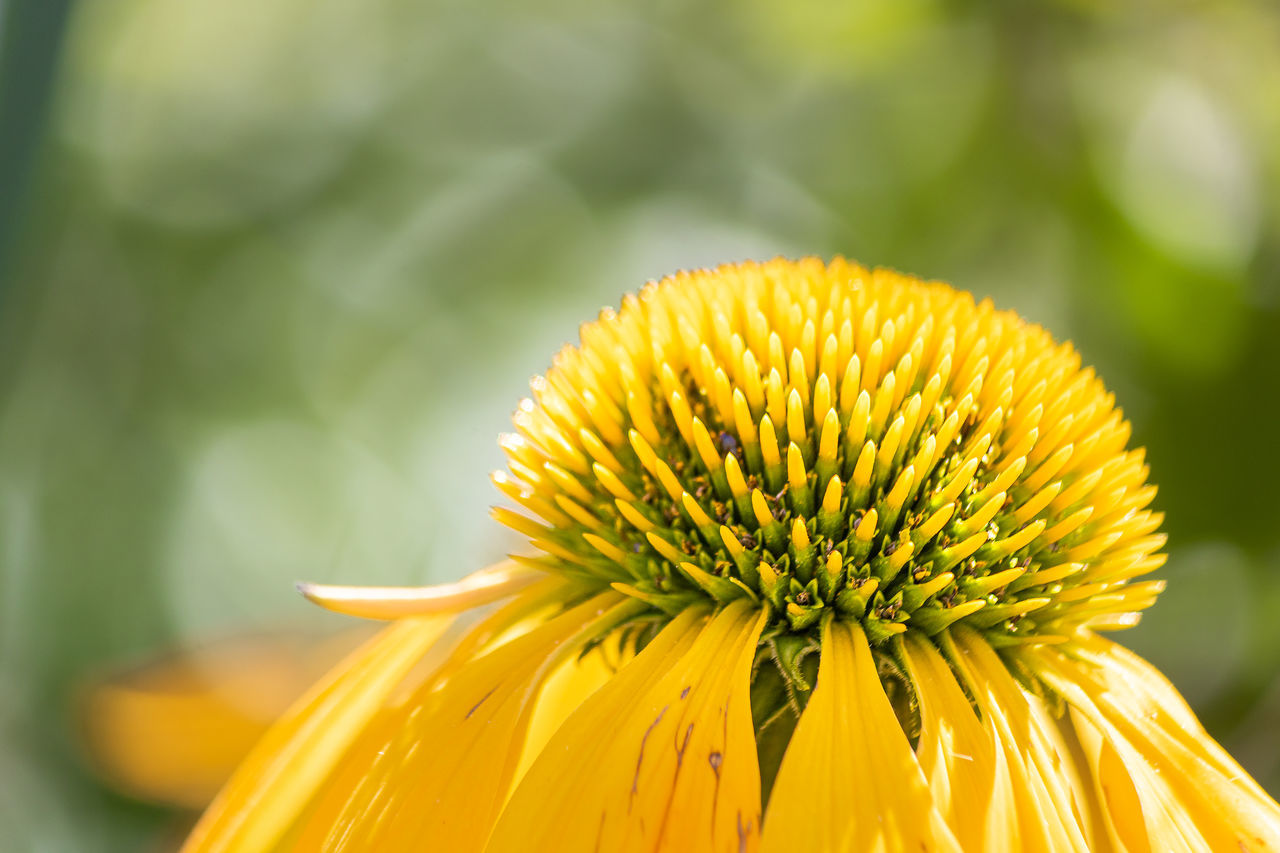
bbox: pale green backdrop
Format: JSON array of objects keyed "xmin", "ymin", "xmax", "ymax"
[{"xmin": 2, "ymin": 0, "xmax": 1279, "ymax": 848}]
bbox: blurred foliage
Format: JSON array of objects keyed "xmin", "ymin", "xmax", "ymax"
[{"xmin": 1, "ymin": 0, "xmax": 1279, "ymax": 848}]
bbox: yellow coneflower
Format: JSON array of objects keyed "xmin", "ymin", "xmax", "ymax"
[{"xmin": 182, "ymin": 258, "xmax": 1280, "ymax": 851}]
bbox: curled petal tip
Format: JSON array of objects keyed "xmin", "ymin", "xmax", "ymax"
[{"xmin": 295, "ymin": 563, "xmax": 541, "ymax": 621}]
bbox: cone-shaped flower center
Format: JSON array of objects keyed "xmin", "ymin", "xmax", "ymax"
[{"xmin": 495, "ymin": 258, "xmax": 1164, "ymax": 648}]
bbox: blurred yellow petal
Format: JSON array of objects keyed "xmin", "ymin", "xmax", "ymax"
[
  {"xmin": 487, "ymin": 599, "xmax": 766, "ymax": 853},
  {"xmin": 80, "ymin": 630, "xmax": 369, "ymax": 808},
  {"xmin": 762, "ymin": 620, "xmax": 959, "ymax": 852}
]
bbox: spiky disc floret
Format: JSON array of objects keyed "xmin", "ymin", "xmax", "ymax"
[{"xmin": 494, "ymin": 258, "xmax": 1165, "ymax": 646}]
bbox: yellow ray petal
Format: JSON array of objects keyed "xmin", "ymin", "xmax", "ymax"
[
  {"xmin": 514, "ymin": 633, "xmax": 635, "ymax": 784},
  {"xmin": 949, "ymin": 629, "xmax": 1092, "ymax": 852},
  {"xmin": 293, "ymin": 591, "xmax": 637, "ymax": 852},
  {"xmin": 1069, "ymin": 632, "xmax": 1227, "ymax": 749},
  {"xmin": 80, "ymin": 629, "xmax": 370, "ymax": 809},
  {"xmin": 183, "ymin": 576, "xmax": 573, "ymax": 852},
  {"xmin": 181, "ymin": 615, "xmax": 457, "ymax": 852},
  {"xmin": 487, "ymin": 600, "xmax": 767, "ymax": 853},
  {"xmin": 1036, "ymin": 656, "xmax": 1215, "ymax": 851},
  {"xmin": 762, "ymin": 620, "xmax": 960, "ymax": 853},
  {"xmin": 1064, "ymin": 704, "xmax": 1157, "ymax": 853},
  {"xmin": 490, "ymin": 608, "xmax": 704, "ymax": 847},
  {"xmin": 298, "ymin": 560, "xmax": 542, "ymax": 620},
  {"xmin": 1023, "ymin": 687, "xmax": 1107, "ymax": 848},
  {"xmin": 1027, "ymin": 640, "xmax": 1280, "ymax": 852},
  {"xmin": 901, "ymin": 632, "xmax": 1017, "ymax": 850}
]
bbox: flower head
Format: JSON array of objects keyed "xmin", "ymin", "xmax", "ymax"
[
  {"xmin": 182, "ymin": 258, "xmax": 1280, "ymax": 851},
  {"xmin": 491, "ymin": 256, "xmax": 1160, "ymax": 642}
]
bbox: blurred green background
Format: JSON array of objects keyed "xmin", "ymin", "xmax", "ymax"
[{"xmin": 2, "ymin": 0, "xmax": 1279, "ymax": 848}]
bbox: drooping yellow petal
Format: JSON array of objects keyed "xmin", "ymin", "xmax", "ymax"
[
  {"xmin": 298, "ymin": 560, "xmax": 542, "ymax": 620},
  {"xmin": 183, "ymin": 576, "xmax": 574, "ymax": 853},
  {"xmin": 1027, "ymin": 639, "xmax": 1280, "ymax": 852},
  {"xmin": 514, "ymin": 633, "xmax": 635, "ymax": 784},
  {"xmin": 762, "ymin": 620, "xmax": 960, "ymax": 852},
  {"xmin": 487, "ymin": 599, "xmax": 767, "ymax": 853},
  {"xmin": 901, "ymin": 631, "xmax": 1017, "ymax": 850},
  {"xmin": 1063, "ymin": 704, "xmax": 1156, "ymax": 853},
  {"xmin": 1071, "ymin": 631, "xmax": 1263, "ymax": 785},
  {"xmin": 80, "ymin": 630, "xmax": 369, "ymax": 809},
  {"xmin": 292, "ymin": 591, "xmax": 638, "ymax": 852},
  {"xmin": 948, "ymin": 628, "xmax": 1092, "ymax": 852},
  {"xmin": 1038, "ymin": 658, "xmax": 1217, "ymax": 851},
  {"xmin": 181, "ymin": 615, "xmax": 457, "ymax": 852},
  {"xmin": 489, "ymin": 608, "xmax": 702, "ymax": 849}
]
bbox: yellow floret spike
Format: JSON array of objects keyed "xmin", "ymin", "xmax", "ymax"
[
  {"xmin": 724, "ymin": 452, "xmax": 749, "ymax": 499},
  {"xmin": 791, "ymin": 518, "xmax": 810, "ymax": 550},
  {"xmin": 850, "ymin": 441, "xmax": 876, "ymax": 493},
  {"xmin": 614, "ymin": 499, "xmax": 654, "ymax": 532},
  {"xmin": 817, "ymin": 409, "xmax": 840, "ymax": 469},
  {"xmin": 931, "ymin": 456, "xmax": 979, "ymax": 510},
  {"xmin": 760, "ymin": 416, "xmax": 783, "ymax": 488},
  {"xmin": 869, "ymin": 373, "xmax": 895, "ymax": 439},
  {"xmin": 690, "ymin": 418, "xmax": 722, "ymax": 474},
  {"xmin": 786, "ymin": 443, "xmax": 814, "ymax": 516},
  {"xmin": 885, "ymin": 540, "xmax": 915, "ymax": 574},
  {"xmin": 788, "ymin": 352, "xmax": 810, "ymax": 412},
  {"xmin": 954, "ymin": 491, "xmax": 1006, "ymax": 539},
  {"xmin": 680, "ymin": 492, "xmax": 715, "ymax": 531},
  {"xmin": 908, "ymin": 433, "xmax": 937, "ymax": 482},
  {"xmin": 766, "ymin": 369, "xmax": 786, "ymax": 428},
  {"xmin": 583, "ymin": 532, "xmax": 630, "ymax": 566},
  {"xmin": 812, "ymin": 373, "xmax": 834, "ymax": 428},
  {"xmin": 854, "ymin": 508, "xmax": 878, "ymax": 542},
  {"xmin": 911, "ymin": 504, "xmax": 955, "ymax": 550},
  {"xmin": 739, "ymin": 350, "xmax": 765, "ymax": 413},
  {"xmin": 820, "ymin": 476, "xmax": 842, "ymax": 516},
  {"xmin": 845, "ymin": 389, "xmax": 871, "ymax": 450},
  {"xmin": 1013, "ymin": 480, "xmax": 1062, "ymax": 525},
  {"xmin": 1042, "ymin": 506, "xmax": 1094, "ymax": 544},
  {"xmin": 879, "ymin": 466, "xmax": 915, "ymax": 533},
  {"xmin": 861, "ymin": 338, "xmax": 884, "ymax": 397},
  {"xmin": 838, "ymin": 356, "xmax": 862, "ymax": 419},
  {"xmin": 876, "ymin": 415, "xmax": 905, "ymax": 482},
  {"xmin": 653, "ymin": 459, "xmax": 684, "ymax": 505},
  {"xmin": 971, "ymin": 456, "xmax": 1025, "ymax": 507},
  {"xmin": 592, "ymin": 462, "xmax": 635, "ymax": 502},
  {"xmin": 644, "ymin": 531, "xmax": 685, "ymax": 566},
  {"xmin": 786, "ymin": 389, "xmax": 808, "ymax": 459}
]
